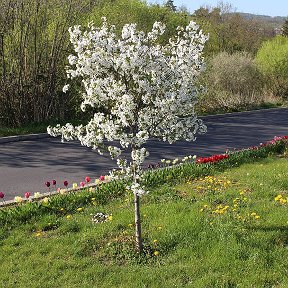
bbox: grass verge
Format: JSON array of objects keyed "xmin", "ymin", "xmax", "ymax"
[{"xmin": 0, "ymin": 140, "xmax": 288, "ymax": 287}]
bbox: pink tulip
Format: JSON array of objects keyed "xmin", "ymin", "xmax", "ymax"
[
  {"xmin": 24, "ymin": 192, "xmax": 31, "ymax": 199},
  {"xmin": 0, "ymin": 192, "xmax": 4, "ymax": 199},
  {"xmin": 99, "ymin": 175, "xmax": 105, "ymax": 181},
  {"xmin": 85, "ymin": 176, "xmax": 91, "ymax": 183},
  {"xmin": 80, "ymin": 181, "xmax": 85, "ymax": 187}
]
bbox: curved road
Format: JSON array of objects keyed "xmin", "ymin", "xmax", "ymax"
[{"xmin": 1, "ymin": 108, "xmax": 288, "ymax": 201}]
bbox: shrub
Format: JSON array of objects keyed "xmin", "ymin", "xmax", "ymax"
[
  {"xmin": 199, "ymin": 51, "xmax": 264, "ymax": 112},
  {"xmin": 256, "ymin": 36, "xmax": 288, "ymax": 98}
]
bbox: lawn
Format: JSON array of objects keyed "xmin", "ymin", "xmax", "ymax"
[{"xmin": 1, "ymin": 156, "xmax": 288, "ymax": 287}]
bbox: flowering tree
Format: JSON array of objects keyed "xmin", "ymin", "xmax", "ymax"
[{"xmin": 48, "ymin": 18, "xmax": 208, "ymax": 253}]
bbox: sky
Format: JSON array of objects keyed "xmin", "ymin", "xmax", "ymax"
[{"xmin": 149, "ymin": 0, "xmax": 288, "ymax": 17}]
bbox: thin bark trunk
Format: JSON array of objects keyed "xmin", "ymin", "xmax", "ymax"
[
  {"xmin": 0, "ymin": 34, "xmax": 6, "ymax": 80},
  {"xmin": 134, "ymin": 192, "xmax": 143, "ymax": 253},
  {"xmin": 131, "ymin": 143, "xmax": 144, "ymax": 254}
]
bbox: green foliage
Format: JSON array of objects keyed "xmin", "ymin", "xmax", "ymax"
[
  {"xmin": 87, "ymin": 0, "xmax": 190, "ymax": 43},
  {"xmin": 256, "ymin": 36, "xmax": 288, "ymax": 97}
]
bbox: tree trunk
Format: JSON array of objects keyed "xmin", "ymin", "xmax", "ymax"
[{"xmin": 134, "ymin": 192, "xmax": 143, "ymax": 253}]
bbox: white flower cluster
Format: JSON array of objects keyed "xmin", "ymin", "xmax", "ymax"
[
  {"xmin": 130, "ymin": 182, "xmax": 148, "ymax": 196},
  {"xmin": 48, "ymin": 18, "xmax": 208, "ymax": 194},
  {"xmin": 91, "ymin": 212, "xmax": 111, "ymax": 223}
]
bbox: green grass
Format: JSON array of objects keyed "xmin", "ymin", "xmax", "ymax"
[
  {"xmin": 197, "ymin": 100, "xmax": 285, "ymax": 116},
  {"xmin": 0, "ymin": 123, "xmax": 48, "ymax": 137},
  {"xmin": 1, "ymin": 156, "xmax": 288, "ymax": 287}
]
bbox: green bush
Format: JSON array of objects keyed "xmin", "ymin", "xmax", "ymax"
[{"xmin": 256, "ymin": 36, "xmax": 288, "ymax": 98}]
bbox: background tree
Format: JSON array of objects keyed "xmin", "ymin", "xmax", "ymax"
[
  {"xmin": 48, "ymin": 19, "xmax": 208, "ymax": 253},
  {"xmin": 282, "ymin": 18, "xmax": 288, "ymax": 36},
  {"xmin": 165, "ymin": 0, "xmax": 177, "ymax": 12},
  {"xmin": 192, "ymin": 4, "xmax": 275, "ymax": 55}
]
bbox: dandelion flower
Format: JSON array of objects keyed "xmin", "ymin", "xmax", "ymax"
[{"xmin": 153, "ymin": 251, "xmax": 159, "ymax": 256}]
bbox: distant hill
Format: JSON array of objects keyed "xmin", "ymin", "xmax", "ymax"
[{"xmin": 236, "ymin": 12, "xmax": 286, "ymax": 29}]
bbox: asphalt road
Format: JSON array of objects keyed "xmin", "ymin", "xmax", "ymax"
[{"xmin": 1, "ymin": 108, "xmax": 288, "ymax": 201}]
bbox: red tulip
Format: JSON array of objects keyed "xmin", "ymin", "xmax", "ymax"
[
  {"xmin": 0, "ymin": 192, "xmax": 4, "ymax": 199},
  {"xmin": 64, "ymin": 180, "xmax": 68, "ymax": 187},
  {"xmin": 24, "ymin": 192, "xmax": 31, "ymax": 199},
  {"xmin": 52, "ymin": 180, "xmax": 56, "ymax": 186},
  {"xmin": 99, "ymin": 175, "xmax": 105, "ymax": 181},
  {"xmin": 85, "ymin": 176, "xmax": 90, "ymax": 183},
  {"xmin": 45, "ymin": 181, "xmax": 51, "ymax": 188},
  {"xmin": 80, "ymin": 181, "xmax": 85, "ymax": 187}
]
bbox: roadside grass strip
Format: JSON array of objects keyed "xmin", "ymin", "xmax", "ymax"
[{"xmin": 0, "ymin": 138, "xmax": 288, "ymax": 286}]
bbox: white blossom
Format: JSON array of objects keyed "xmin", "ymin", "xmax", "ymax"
[
  {"xmin": 62, "ymin": 84, "xmax": 70, "ymax": 93},
  {"xmin": 48, "ymin": 19, "xmax": 208, "ymax": 195}
]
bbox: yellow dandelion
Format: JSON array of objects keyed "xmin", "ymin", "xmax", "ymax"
[
  {"xmin": 153, "ymin": 251, "xmax": 159, "ymax": 256},
  {"xmin": 157, "ymin": 226, "xmax": 162, "ymax": 230},
  {"xmin": 251, "ymin": 212, "xmax": 257, "ymax": 216},
  {"xmin": 255, "ymin": 215, "xmax": 260, "ymax": 220},
  {"xmin": 66, "ymin": 215, "xmax": 72, "ymax": 219},
  {"xmin": 77, "ymin": 207, "xmax": 84, "ymax": 212},
  {"xmin": 128, "ymin": 223, "xmax": 133, "ymax": 228},
  {"xmin": 108, "ymin": 215, "xmax": 113, "ymax": 221},
  {"xmin": 153, "ymin": 239, "xmax": 158, "ymax": 244},
  {"xmin": 280, "ymin": 199, "xmax": 287, "ymax": 204}
]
